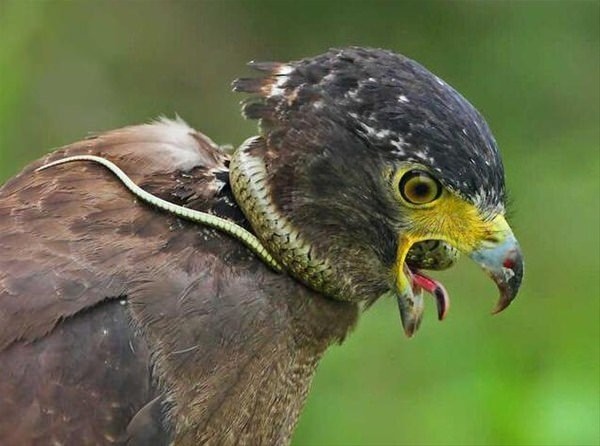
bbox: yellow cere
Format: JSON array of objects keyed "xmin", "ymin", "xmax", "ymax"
[{"xmin": 407, "ymin": 192, "xmax": 492, "ymax": 252}]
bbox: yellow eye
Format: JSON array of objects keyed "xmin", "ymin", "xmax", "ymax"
[{"xmin": 399, "ymin": 170, "xmax": 442, "ymax": 205}]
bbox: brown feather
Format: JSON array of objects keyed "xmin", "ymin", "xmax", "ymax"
[{"xmin": 0, "ymin": 118, "xmax": 358, "ymax": 445}]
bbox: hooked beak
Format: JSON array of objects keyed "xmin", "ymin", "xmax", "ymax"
[
  {"xmin": 394, "ymin": 214, "xmax": 524, "ymax": 337},
  {"xmin": 469, "ymin": 215, "xmax": 524, "ymax": 314}
]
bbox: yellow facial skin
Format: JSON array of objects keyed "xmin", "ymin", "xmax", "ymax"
[
  {"xmin": 392, "ymin": 166, "xmax": 496, "ymax": 251},
  {"xmin": 395, "ymin": 208, "xmax": 511, "ymax": 290},
  {"xmin": 394, "ymin": 191, "xmax": 500, "ymax": 300},
  {"xmin": 390, "ymin": 165, "xmax": 523, "ymax": 336}
]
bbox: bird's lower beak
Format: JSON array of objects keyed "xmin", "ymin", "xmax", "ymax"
[
  {"xmin": 394, "ymin": 214, "xmax": 524, "ymax": 337},
  {"xmin": 394, "ymin": 238, "xmax": 426, "ymax": 337}
]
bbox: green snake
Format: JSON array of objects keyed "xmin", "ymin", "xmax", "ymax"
[{"xmin": 36, "ymin": 152, "xmax": 284, "ymax": 273}]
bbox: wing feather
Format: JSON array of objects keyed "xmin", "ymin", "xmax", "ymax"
[{"xmin": 0, "ymin": 117, "xmax": 227, "ymax": 348}]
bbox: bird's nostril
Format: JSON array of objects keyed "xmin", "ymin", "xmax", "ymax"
[{"xmin": 485, "ymin": 234, "xmax": 501, "ymax": 244}]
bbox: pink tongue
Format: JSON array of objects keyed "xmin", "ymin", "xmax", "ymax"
[{"xmin": 412, "ymin": 272, "xmax": 450, "ymax": 321}]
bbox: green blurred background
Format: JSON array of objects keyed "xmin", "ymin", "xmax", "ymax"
[{"xmin": 0, "ymin": 1, "xmax": 598, "ymax": 445}]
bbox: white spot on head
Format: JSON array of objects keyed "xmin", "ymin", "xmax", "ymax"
[
  {"xmin": 365, "ymin": 113, "xmax": 378, "ymax": 123},
  {"xmin": 390, "ymin": 137, "xmax": 408, "ymax": 155},
  {"xmin": 435, "ymin": 76, "xmax": 446, "ymax": 86},
  {"xmin": 313, "ymin": 100, "xmax": 324, "ymax": 109},
  {"xmin": 268, "ymin": 65, "xmax": 293, "ymax": 97},
  {"xmin": 276, "ymin": 64, "xmax": 294, "ymax": 76},
  {"xmin": 356, "ymin": 122, "xmax": 393, "ymax": 141},
  {"xmin": 412, "ymin": 149, "xmax": 428, "ymax": 159},
  {"xmin": 345, "ymin": 89, "xmax": 360, "ymax": 101},
  {"xmin": 398, "ymin": 95, "xmax": 410, "ymax": 103},
  {"xmin": 323, "ymin": 72, "xmax": 337, "ymax": 82},
  {"xmin": 408, "ymin": 148, "xmax": 436, "ymax": 165},
  {"xmin": 269, "ymin": 79, "xmax": 287, "ymax": 97}
]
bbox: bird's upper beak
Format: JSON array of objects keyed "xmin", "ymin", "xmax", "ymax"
[
  {"xmin": 468, "ymin": 215, "xmax": 524, "ymax": 314},
  {"xmin": 395, "ymin": 214, "xmax": 524, "ymax": 337}
]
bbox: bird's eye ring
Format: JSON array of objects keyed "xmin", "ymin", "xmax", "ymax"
[{"xmin": 398, "ymin": 170, "xmax": 442, "ymax": 205}]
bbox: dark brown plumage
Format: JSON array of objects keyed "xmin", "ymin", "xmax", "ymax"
[{"xmin": 0, "ymin": 119, "xmax": 358, "ymax": 444}]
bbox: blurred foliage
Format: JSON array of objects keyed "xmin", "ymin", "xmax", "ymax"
[{"xmin": 0, "ymin": 1, "xmax": 598, "ymax": 445}]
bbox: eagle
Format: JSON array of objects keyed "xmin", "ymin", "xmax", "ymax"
[{"xmin": 0, "ymin": 47, "xmax": 523, "ymax": 445}]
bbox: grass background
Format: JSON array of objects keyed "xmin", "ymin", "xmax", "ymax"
[{"xmin": 1, "ymin": 1, "xmax": 598, "ymax": 445}]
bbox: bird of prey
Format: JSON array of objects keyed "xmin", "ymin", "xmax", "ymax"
[{"xmin": 0, "ymin": 47, "xmax": 523, "ymax": 445}]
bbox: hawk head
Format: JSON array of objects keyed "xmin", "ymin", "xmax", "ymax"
[{"xmin": 231, "ymin": 47, "xmax": 524, "ymax": 336}]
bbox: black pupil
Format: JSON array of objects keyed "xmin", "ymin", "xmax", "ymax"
[{"xmin": 413, "ymin": 181, "xmax": 430, "ymax": 198}]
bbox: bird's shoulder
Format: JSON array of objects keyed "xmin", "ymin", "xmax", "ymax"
[{"xmin": 0, "ymin": 117, "xmax": 239, "ymax": 349}]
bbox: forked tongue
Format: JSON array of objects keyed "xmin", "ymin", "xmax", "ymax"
[{"xmin": 411, "ymin": 270, "xmax": 450, "ymax": 321}]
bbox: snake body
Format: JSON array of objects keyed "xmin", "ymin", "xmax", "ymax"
[
  {"xmin": 36, "ymin": 155, "xmax": 283, "ymax": 273},
  {"xmin": 229, "ymin": 137, "xmax": 336, "ymax": 296}
]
